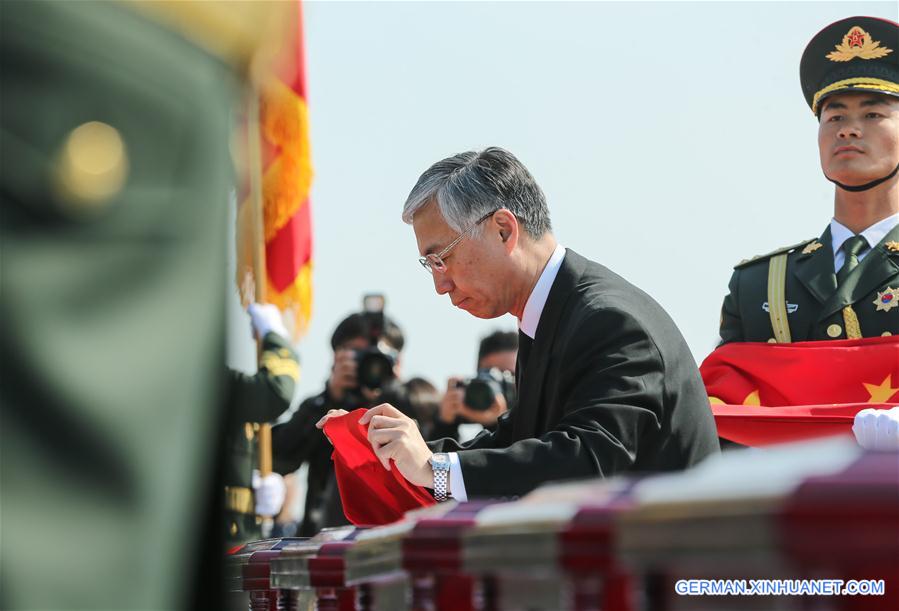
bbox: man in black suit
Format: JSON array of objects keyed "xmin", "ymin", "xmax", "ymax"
[{"xmin": 318, "ymin": 147, "xmax": 719, "ymax": 501}]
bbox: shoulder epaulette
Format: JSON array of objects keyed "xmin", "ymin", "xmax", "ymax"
[{"xmin": 734, "ymin": 238, "xmax": 817, "ymax": 269}]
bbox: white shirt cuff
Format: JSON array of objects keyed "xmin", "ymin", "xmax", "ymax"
[{"xmin": 447, "ymin": 452, "xmax": 468, "ymax": 502}]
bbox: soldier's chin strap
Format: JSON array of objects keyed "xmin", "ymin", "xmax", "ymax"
[{"xmin": 826, "ymin": 162, "xmax": 899, "ymax": 192}]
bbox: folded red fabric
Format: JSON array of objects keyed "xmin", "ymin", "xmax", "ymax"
[
  {"xmin": 324, "ymin": 408, "xmax": 436, "ymax": 526},
  {"xmin": 701, "ymin": 337, "xmax": 899, "ymax": 445},
  {"xmin": 701, "ymin": 336, "xmax": 899, "ymax": 407},
  {"xmin": 710, "ymin": 402, "xmax": 896, "ymax": 446}
]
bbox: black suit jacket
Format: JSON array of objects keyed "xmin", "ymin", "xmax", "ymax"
[{"xmin": 429, "ymin": 249, "xmax": 720, "ymax": 497}]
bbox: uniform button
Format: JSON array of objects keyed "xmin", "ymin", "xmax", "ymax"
[
  {"xmin": 767, "ymin": 338, "xmax": 777, "ymax": 343},
  {"xmin": 230, "ymin": 521, "xmax": 239, "ymax": 536},
  {"xmin": 827, "ymin": 324, "xmax": 842, "ymax": 338},
  {"xmin": 54, "ymin": 121, "xmax": 128, "ymax": 212},
  {"xmin": 883, "ymin": 332, "xmax": 893, "ymax": 337}
]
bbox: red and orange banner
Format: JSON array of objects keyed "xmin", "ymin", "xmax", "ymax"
[
  {"xmin": 700, "ymin": 337, "xmax": 899, "ymax": 445},
  {"xmin": 237, "ymin": 0, "xmax": 313, "ymax": 339}
]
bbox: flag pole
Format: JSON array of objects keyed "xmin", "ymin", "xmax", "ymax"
[{"xmin": 246, "ymin": 90, "xmax": 274, "ymax": 480}]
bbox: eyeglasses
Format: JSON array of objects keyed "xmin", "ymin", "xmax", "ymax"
[{"xmin": 418, "ymin": 210, "xmax": 497, "ymax": 274}]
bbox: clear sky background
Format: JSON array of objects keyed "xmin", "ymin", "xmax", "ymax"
[{"xmin": 227, "ymin": 1, "xmax": 897, "ymax": 405}]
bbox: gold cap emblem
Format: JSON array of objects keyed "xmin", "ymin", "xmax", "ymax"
[
  {"xmin": 802, "ymin": 241, "xmax": 824, "ymax": 255},
  {"xmin": 885, "ymin": 241, "xmax": 899, "ymax": 253},
  {"xmin": 826, "ymin": 26, "xmax": 893, "ymax": 62}
]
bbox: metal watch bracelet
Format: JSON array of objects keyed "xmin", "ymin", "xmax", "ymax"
[{"xmin": 433, "ymin": 466, "xmax": 448, "ymax": 502}]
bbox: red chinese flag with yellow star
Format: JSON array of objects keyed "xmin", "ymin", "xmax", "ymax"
[
  {"xmin": 237, "ymin": 0, "xmax": 313, "ymax": 338},
  {"xmin": 701, "ymin": 336, "xmax": 899, "ymax": 446}
]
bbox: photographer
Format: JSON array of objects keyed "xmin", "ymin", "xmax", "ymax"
[
  {"xmin": 271, "ymin": 299, "xmax": 418, "ymax": 535},
  {"xmin": 430, "ymin": 330, "xmax": 518, "ymax": 441}
]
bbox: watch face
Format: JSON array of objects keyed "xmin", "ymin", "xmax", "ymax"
[{"xmin": 430, "ymin": 453, "xmax": 450, "ymax": 469}]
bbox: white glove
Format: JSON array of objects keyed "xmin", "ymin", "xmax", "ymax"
[
  {"xmin": 252, "ymin": 470, "xmax": 286, "ymax": 517},
  {"xmin": 852, "ymin": 406, "xmax": 899, "ymax": 451},
  {"xmin": 248, "ymin": 303, "xmax": 288, "ymax": 340}
]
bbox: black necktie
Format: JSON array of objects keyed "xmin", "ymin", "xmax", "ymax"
[
  {"xmin": 837, "ymin": 235, "xmax": 868, "ymax": 286},
  {"xmin": 516, "ymin": 330, "xmax": 533, "ymax": 384}
]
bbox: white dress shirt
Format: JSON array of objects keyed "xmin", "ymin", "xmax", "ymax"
[
  {"xmin": 519, "ymin": 243, "xmax": 567, "ymax": 339},
  {"xmin": 448, "ymin": 244, "xmax": 567, "ymax": 502},
  {"xmin": 831, "ymin": 213, "xmax": 899, "ymax": 273}
]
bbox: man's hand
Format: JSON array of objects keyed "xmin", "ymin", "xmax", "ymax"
[
  {"xmin": 315, "ymin": 409, "xmax": 349, "ymax": 437},
  {"xmin": 853, "ymin": 406, "xmax": 899, "ymax": 451},
  {"xmin": 458, "ymin": 392, "xmax": 508, "ymax": 427},
  {"xmin": 439, "ymin": 377, "xmax": 465, "ymax": 424},
  {"xmin": 327, "ymin": 349, "xmax": 358, "ymax": 402},
  {"xmin": 361, "ymin": 403, "xmax": 434, "ymax": 488},
  {"xmin": 247, "ymin": 303, "xmax": 289, "ymax": 340},
  {"xmin": 252, "ymin": 470, "xmax": 286, "ymax": 517}
]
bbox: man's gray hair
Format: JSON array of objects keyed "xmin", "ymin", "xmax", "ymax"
[{"xmin": 401, "ymin": 147, "xmax": 552, "ymax": 239}]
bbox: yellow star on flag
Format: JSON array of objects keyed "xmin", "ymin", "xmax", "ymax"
[
  {"xmin": 864, "ymin": 375, "xmax": 899, "ymax": 403},
  {"xmin": 707, "ymin": 391, "xmax": 761, "ymax": 406}
]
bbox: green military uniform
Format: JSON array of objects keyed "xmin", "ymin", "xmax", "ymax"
[
  {"xmin": 720, "ymin": 16, "xmax": 899, "ymax": 345},
  {"xmin": 225, "ymin": 332, "xmax": 299, "ymax": 545},
  {"xmin": 720, "ymin": 225, "xmax": 899, "ymax": 343},
  {"xmin": 0, "ymin": 1, "xmax": 282, "ymax": 609}
]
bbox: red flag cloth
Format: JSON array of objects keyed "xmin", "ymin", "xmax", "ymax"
[
  {"xmin": 236, "ymin": 0, "xmax": 314, "ymax": 339},
  {"xmin": 710, "ymin": 403, "xmax": 891, "ymax": 446},
  {"xmin": 700, "ymin": 337, "xmax": 899, "ymax": 446},
  {"xmin": 324, "ymin": 409, "xmax": 436, "ymax": 526}
]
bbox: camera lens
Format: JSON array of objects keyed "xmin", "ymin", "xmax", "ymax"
[
  {"xmin": 356, "ymin": 350, "xmax": 395, "ymax": 390},
  {"xmin": 464, "ymin": 379, "xmax": 497, "ymax": 411}
]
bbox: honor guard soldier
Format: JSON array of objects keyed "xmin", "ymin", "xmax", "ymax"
[
  {"xmin": 225, "ymin": 303, "xmax": 298, "ymax": 545},
  {"xmin": 720, "ymin": 16, "xmax": 899, "ymax": 344}
]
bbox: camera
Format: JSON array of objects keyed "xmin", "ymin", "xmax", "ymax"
[
  {"xmin": 455, "ymin": 367, "xmax": 517, "ymax": 411},
  {"xmin": 353, "ymin": 343, "xmax": 398, "ymax": 391},
  {"xmin": 352, "ymin": 293, "xmax": 397, "ymax": 392}
]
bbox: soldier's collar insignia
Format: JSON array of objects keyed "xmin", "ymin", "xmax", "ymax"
[
  {"xmin": 801, "ymin": 241, "xmax": 824, "ymax": 255},
  {"xmin": 873, "ymin": 287, "xmax": 899, "ymax": 312},
  {"xmin": 885, "ymin": 241, "xmax": 899, "ymax": 253},
  {"xmin": 827, "ymin": 26, "xmax": 893, "ymax": 62}
]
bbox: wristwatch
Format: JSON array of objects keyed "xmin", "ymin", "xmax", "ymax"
[{"xmin": 429, "ymin": 452, "xmax": 450, "ymax": 502}]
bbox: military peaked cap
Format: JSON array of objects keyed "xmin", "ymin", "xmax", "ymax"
[{"xmin": 800, "ymin": 16, "xmax": 899, "ymax": 115}]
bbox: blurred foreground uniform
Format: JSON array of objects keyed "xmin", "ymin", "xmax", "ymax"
[{"xmin": 0, "ymin": 1, "xmax": 280, "ymax": 609}]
